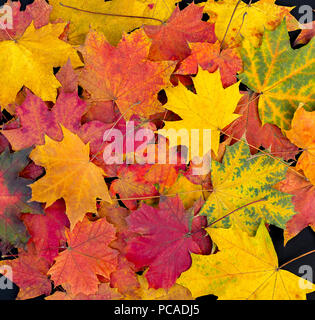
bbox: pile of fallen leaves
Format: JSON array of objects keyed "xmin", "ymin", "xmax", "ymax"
[{"xmin": 0, "ymin": 0, "xmax": 314, "ymax": 300}]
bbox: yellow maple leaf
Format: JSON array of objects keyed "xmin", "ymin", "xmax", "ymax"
[
  {"xmin": 177, "ymin": 222, "xmax": 315, "ymax": 299},
  {"xmin": 29, "ymin": 126, "xmax": 112, "ymax": 229},
  {"xmin": 158, "ymin": 69, "xmax": 241, "ymax": 157},
  {"xmin": 0, "ymin": 22, "xmax": 82, "ymax": 108},
  {"xmin": 202, "ymin": 0, "xmax": 292, "ymax": 48},
  {"xmin": 49, "ymin": 0, "xmax": 177, "ymax": 45}
]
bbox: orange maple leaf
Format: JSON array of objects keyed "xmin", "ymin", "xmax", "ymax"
[
  {"xmin": 144, "ymin": 3, "xmax": 216, "ymax": 61},
  {"xmin": 79, "ymin": 28, "xmax": 174, "ymax": 119},
  {"xmin": 48, "ymin": 217, "xmax": 118, "ymax": 296},
  {"xmin": 176, "ymin": 41, "xmax": 243, "ymax": 88},
  {"xmin": 285, "ymin": 105, "xmax": 315, "ymax": 185},
  {"xmin": 275, "ymin": 169, "xmax": 315, "ymax": 244}
]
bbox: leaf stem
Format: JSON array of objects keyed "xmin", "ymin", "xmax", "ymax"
[
  {"xmin": 59, "ymin": 2, "xmax": 164, "ymax": 24},
  {"xmin": 279, "ymin": 249, "xmax": 315, "ymax": 269},
  {"xmin": 187, "ymin": 197, "xmax": 267, "ymax": 237},
  {"xmin": 115, "ymin": 188, "xmax": 213, "ymax": 202},
  {"xmin": 220, "ymin": 0, "xmax": 242, "ymax": 50},
  {"xmin": 206, "ymin": 197, "xmax": 267, "ymax": 228},
  {"xmin": 225, "ymin": 11, "xmax": 247, "ymax": 48}
]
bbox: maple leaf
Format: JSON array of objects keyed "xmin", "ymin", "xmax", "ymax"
[
  {"xmin": 0, "ymin": 148, "xmax": 43, "ymax": 248},
  {"xmin": 177, "ymin": 222, "xmax": 315, "ymax": 299},
  {"xmin": 28, "ymin": 126, "xmax": 112, "ymax": 229},
  {"xmin": 1, "ymin": 0, "xmax": 314, "ymax": 301},
  {"xmin": 98, "ymin": 201, "xmax": 129, "ymax": 230},
  {"xmin": 275, "ymin": 169, "xmax": 315, "ymax": 245},
  {"xmin": 79, "ymin": 28, "xmax": 174, "ymax": 119},
  {"xmin": 49, "ymin": 0, "xmax": 178, "ymax": 45},
  {"xmin": 22, "ymin": 199, "xmax": 70, "ymax": 264},
  {"xmin": 110, "ymin": 164, "xmax": 158, "ymax": 210},
  {"xmin": 0, "ymin": 22, "xmax": 83, "ymax": 108},
  {"xmin": 158, "ymin": 69, "xmax": 241, "ymax": 156},
  {"xmin": 48, "ymin": 217, "xmax": 118, "ymax": 296},
  {"xmin": 202, "ymin": 0, "xmax": 292, "ymax": 48},
  {"xmin": 176, "ymin": 41, "xmax": 243, "ymax": 88},
  {"xmin": 125, "ymin": 196, "xmax": 212, "ymax": 289},
  {"xmin": 240, "ymin": 20, "xmax": 315, "ymax": 130},
  {"xmin": 45, "ymin": 283, "xmax": 122, "ymax": 300},
  {"xmin": 285, "ymin": 105, "xmax": 315, "ymax": 185},
  {"xmin": 199, "ymin": 142, "xmax": 297, "ymax": 235},
  {"xmin": 144, "ymin": 3, "xmax": 216, "ymax": 61},
  {"xmin": 2, "ymin": 89, "xmax": 86, "ymax": 150},
  {"xmin": 2, "ymin": 243, "xmax": 51, "ymax": 300},
  {"xmin": 224, "ymin": 92, "xmax": 299, "ymax": 160}
]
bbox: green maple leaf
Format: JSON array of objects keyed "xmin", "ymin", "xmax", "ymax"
[
  {"xmin": 199, "ymin": 142, "xmax": 297, "ymax": 235},
  {"xmin": 240, "ymin": 20, "xmax": 315, "ymax": 130},
  {"xmin": 0, "ymin": 148, "xmax": 43, "ymax": 248}
]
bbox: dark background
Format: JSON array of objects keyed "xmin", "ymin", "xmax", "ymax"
[{"xmin": 0, "ymin": 0, "xmax": 314, "ymax": 301}]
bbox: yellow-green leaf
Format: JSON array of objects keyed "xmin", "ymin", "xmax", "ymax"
[
  {"xmin": 199, "ymin": 141, "xmax": 297, "ymax": 235},
  {"xmin": 240, "ymin": 20, "xmax": 315, "ymax": 130},
  {"xmin": 177, "ymin": 222, "xmax": 315, "ymax": 299},
  {"xmin": 202, "ymin": 0, "xmax": 292, "ymax": 48}
]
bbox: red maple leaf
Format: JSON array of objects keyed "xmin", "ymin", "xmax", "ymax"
[
  {"xmin": 224, "ymin": 92, "xmax": 299, "ymax": 160},
  {"xmin": 275, "ymin": 169, "xmax": 315, "ymax": 244},
  {"xmin": 2, "ymin": 90, "xmax": 86, "ymax": 150},
  {"xmin": 125, "ymin": 196, "xmax": 212, "ymax": 289},
  {"xmin": 144, "ymin": 3, "xmax": 216, "ymax": 61},
  {"xmin": 3, "ymin": 243, "xmax": 51, "ymax": 300},
  {"xmin": 22, "ymin": 199, "xmax": 70, "ymax": 264},
  {"xmin": 79, "ymin": 28, "xmax": 174, "ymax": 119}
]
